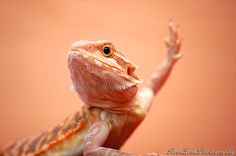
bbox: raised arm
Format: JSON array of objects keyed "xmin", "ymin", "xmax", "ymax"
[{"xmin": 137, "ymin": 21, "xmax": 182, "ymax": 113}]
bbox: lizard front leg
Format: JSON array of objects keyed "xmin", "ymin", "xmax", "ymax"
[
  {"xmin": 83, "ymin": 121, "xmax": 158, "ymax": 156},
  {"xmin": 83, "ymin": 121, "xmax": 134, "ymax": 156},
  {"xmin": 137, "ymin": 21, "xmax": 182, "ymax": 113}
]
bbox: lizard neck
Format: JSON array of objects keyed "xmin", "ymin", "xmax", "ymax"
[
  {"xmin": 78, "ymin": 84, "xmax": 138, "ymax": 113},
  {"xmin": 85, "ymin": 97, "xmax": 137, "ymax": 114}
]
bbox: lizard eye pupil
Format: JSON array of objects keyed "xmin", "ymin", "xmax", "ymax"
[{"xmin": 103, "ymin": 46, "xmax": 112, "ymax": 56}]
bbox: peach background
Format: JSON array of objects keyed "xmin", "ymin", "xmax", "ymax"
[{"xmin": 0, "ymin": 0, "xmax": 235, "ymax": 154}]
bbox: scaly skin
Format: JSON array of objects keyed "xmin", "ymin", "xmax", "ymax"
[{"xmin": 0, "ymin": 21, "xmax": 182, "ymax": 156}]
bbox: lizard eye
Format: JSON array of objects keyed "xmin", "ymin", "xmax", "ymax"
[{"xmin": 102, "ymin": 46, "xmax": 113, "ymax": 57}]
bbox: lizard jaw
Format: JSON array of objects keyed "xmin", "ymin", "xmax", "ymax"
[{"xmin": 68, "ymin": 50, "xmax": 142, "ymax": 84}]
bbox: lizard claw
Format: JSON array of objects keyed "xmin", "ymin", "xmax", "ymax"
[{"xmin": 164, "ymin": 20, "xmax": 183, "ymax": 63}]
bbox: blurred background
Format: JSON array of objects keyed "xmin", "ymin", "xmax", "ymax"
[{"xmin": 0, "ymin": 0, "xmax": 235, "ymax": 155}]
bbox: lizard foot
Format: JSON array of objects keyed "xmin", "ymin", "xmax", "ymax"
[{"xmin": 164, "ymin": 20, "xmax": 183, "ymax": 63}]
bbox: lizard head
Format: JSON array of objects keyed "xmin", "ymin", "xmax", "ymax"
[{"xmin": 68, "ymin": 40, "xmax": 141, "ymax": 111}]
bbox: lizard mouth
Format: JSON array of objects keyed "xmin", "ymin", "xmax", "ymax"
[
  {"xmin": 68, "ymin": 50, "xmax": 142, "ymax": 84},
  {"xmin": 110, "ymin": 64, "xmax": 142, "ymax": 84}
]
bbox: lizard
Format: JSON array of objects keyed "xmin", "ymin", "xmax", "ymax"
[{"xmin": 0, "ymin": 21, "xmax": 182, "ymax": 156}]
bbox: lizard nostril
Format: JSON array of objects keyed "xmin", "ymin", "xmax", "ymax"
[
  {"xmin": 127, "ymin": 65, "xmax": 135, "ymax": 75},
  {"xmin": 126, "ymin": 64, "xmax": 141, "ymax": 82}
]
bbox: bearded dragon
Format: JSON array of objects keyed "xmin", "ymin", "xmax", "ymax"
[{"xmin": 0, "ymin": 21, "xmax": 182, "ymax": 156}]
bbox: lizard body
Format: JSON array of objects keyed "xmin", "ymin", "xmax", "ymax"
[{"xmin": 0, "ymin": 22, "xmax": 182, "ymax": 156}]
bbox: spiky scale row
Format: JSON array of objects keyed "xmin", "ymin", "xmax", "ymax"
[{"xmin": 0, "ymin": 109, "xmax": 87, "ymax": 156}]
